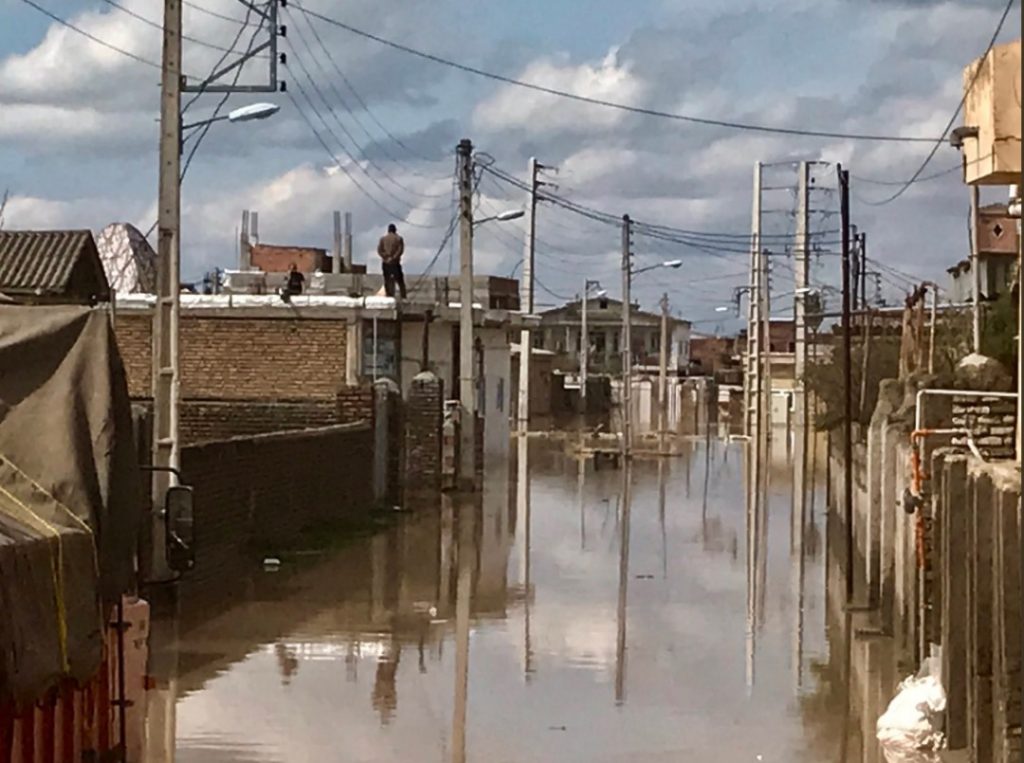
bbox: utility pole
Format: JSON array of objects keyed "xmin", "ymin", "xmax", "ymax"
[
  {"xmin": 621, "ymin": 214, "xmax": 634, "ymax": 458},
  {"xmin": 970, "ymin": 184, "xmax": 982, "ymax": 353},
  {"xmin": 332, "ymin": 211, "xmax": 342, "ymax": 274},
  {"xmin": 859, "ymin": 232, "xmax": 868, "ymax": 312},
  {"xmin": 659, "ymin": 292, "xmax": 670, "ymax": 453},
  {"xmin": 517, "ymin": 157, "xmax": 540, "ymax": 434},
  {"xmin": 343, "ymin": 211, "xmax": 353, "ymax": 271},
  {"xmin": 150, "ymin": 0, "xmax": 183, "ymax": 582},
  {"xmin": 457, "ymin": 138, "xmax": 477, "ymax": 489},
  {"xmin": 745, "ymin": 163, "xmax": 763, "ymax": 439},
  {"xmin": 839, "ymin": 165, "xmax": 854, "ymax": 602},
  {"xmin": 581, "ymin": 278, "xmax": 601, "ymax": 410},
  {"xmin": 794, "ymin": 162, "xmax": 809, "ymax": 433}
]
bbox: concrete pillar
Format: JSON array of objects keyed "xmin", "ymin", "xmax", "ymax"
[
  {"xmin": 940, "ymin": 454, "xmax": 969, "ymax": 750},
  {"xmin": 993, "ymin": 482, "xmax": 1021, "ymax": 762},
  {"xmin": 970, "ymin": 469, "xmax": 995, "ymax": 763}
]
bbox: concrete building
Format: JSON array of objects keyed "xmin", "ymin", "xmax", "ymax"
[
  {"xmin": 536, "ymin": 297, "xmax": 691, "ymax": 375},
  {"xmin": 946, "ymin": 203, "xmax": 1020, "ymax": 303}
]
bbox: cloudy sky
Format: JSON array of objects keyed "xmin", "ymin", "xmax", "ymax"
[{"xmin": 0, "ymin": 0, "xmax": 1019, "ymax": 322}]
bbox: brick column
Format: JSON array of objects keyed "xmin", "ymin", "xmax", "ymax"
[{"xmin": 404, "ymin": 371, "xmax": 443, "ymax": 498}]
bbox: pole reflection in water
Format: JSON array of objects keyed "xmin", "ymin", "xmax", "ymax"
[
  {"xmin": 450, "ymin": 494, "xmax": 474, "ymax": 763},
  {"xmin": 517, "ymin": 434, "xmax": 533, "ymax": 679},
  {"xmin": 745, "ymin": 440, "xmax": 757, "ymax": 694},
  {"xmin": 614, "ymin": 459, "xmax": 633, "ymax": 705},
  {"xmin": 577, "ymin": 453, "xmax": 587, "ymax": 551},
  {"xmin": 658, "ymin": 458, "xmax": 667, "ymax": 580}
]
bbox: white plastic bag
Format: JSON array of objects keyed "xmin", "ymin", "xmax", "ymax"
[{"xmin": 876, "ymin": 654, "xmax": 947, "ymax": 763}]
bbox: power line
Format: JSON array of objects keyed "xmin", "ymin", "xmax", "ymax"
[
  {"xmin": 859, "ymin": 0, "xmax": 1017, "ymax": 206},
  {"xmin": 283, "ymin": 7, "xmax": 451, "ymax": 197},
  {"xmin": 17, "ymin": 0, "xmax": 161, "ymax": 69},
  {"xmin": 183, "ymin": 0, "xmax": 249, "ymax": 24},
  {"xmin": 285, "ymin": 83, "xmax": 446, "ymax": 228},
  {"xmin": 290, "ymin": 0, "xmax": 447, "ymax": 172},
  {"xmin": 181, "ymin": 0, "xmax": 262, "ymax": 114},
  {"xmin": 296, "ymin": 6, "xmax": 943, "ymax": 144},
  {"xmin": 180, "ymin": 4, "xmax": 267, "ymax": 181},
  {"xmin": 284, "ymin": 39, "xmax": 453, "ymax": 215},
  {"xmin": 98, "ymin": 0, "xmax": 269, "ymax": 57}
]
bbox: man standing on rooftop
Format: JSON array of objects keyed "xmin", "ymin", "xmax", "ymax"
[{"xmin": 377, "ymin": 223, "xmax": 407, "ymax": 300}]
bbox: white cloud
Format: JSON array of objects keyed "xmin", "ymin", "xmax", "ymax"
[{"xmin": 473, "ymin": 48, "xmax": 649, "ymax": 135}]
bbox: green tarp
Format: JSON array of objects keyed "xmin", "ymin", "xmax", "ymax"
[{"xmin": 0, "ymin": 305, "xmax": 142, "ymax": 703}]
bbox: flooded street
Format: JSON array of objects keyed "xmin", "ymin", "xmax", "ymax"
[{"xmin": 149, "ymin": 435, "xmax": 866, "ymax": 762}]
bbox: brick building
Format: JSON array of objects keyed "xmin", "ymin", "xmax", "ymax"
[{"xmin": 114, "ymin": 293, "xmax": 527, "ymax": 458}]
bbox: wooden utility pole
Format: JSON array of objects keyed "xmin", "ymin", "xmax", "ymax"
[
  {"xmin": 621, "ymin": 215, "xmax": 634, "ymax": 457},
  {"xmin": 839, "ymin": 165, "xmax": 854, "ymax": 602},
  {"xmin": 457, "ymin": 138, "xmax": 477, "ymax": 489},
  {"xmin": 151, "ymin": 0, "xmax": 183, "ymax": 582},
  {"xmin": 659, "ymin": 292, "xmax": 670, "ymax": 453},
  {"xmin": 517, "ymin": 157, "xmax": 540, "ymax": 434}
]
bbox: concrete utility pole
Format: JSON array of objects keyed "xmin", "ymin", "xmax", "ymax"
[
  {"xmin": 746, "ymin": 162, "xmax": 763, "ymax": 440},
  {"xmin": 151, "ymin": 0, "xmax": 183, "ymax": 582},
  {"xmin": 794, "ymin": 161, "xmax": 809, "ymax": 437},
  {"xmin": 839, "ymin": 165, "xmax": 854, "ymax": 603},
  {"xmin": 970, "ymin": 185, "xmax": 982, "ymax": 353},
  {"xmin": 621, "ymin": 214, "xmax": 634, "ymax": 457},
  {"xmin": 239, "ymin": 210, "xmax": 250, "ymax": 270},
  {"xmin": 332, "ymin": 211, "xmax": 343, "ymax": 274},
  {"xmin": 343, "ymin": 211, "xmax": 353, "ymax": 272},
  {"xmin": 581, "ymin": 278, "xmax": 601, "ymax": 409},
  {"xmin": 457, "ymin": 138, "xmax": 477, "ymax": 489},
  {"xmin": 517, "ymin": 157, "xmax": 540, "ymax": 434},
  {"xmin": 659, "ymin": 292, "xmax": 670, "ymax": 453}
]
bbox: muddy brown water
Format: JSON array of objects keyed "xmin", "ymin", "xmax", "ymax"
[{"xmin": 148, "ymin": 437, "xmax": 892, "ymax": 762}]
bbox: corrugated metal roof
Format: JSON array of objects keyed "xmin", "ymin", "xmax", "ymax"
[{"xmin": 0, "ymin": 229, "xmax": 96, "ymax": 295}]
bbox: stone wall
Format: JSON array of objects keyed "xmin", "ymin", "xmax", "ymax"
[
  {"xmin": 951, "ymin": 394, "xmax": 1017, "ymax": 459},
  {"xmin": 179, "ymin": 423, "xmax": 373, "ymax": 591}
]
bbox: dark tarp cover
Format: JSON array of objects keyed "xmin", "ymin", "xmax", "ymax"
[{"xmin": 0, "ymin": 305, "xmax": 142, "ymax": 703}]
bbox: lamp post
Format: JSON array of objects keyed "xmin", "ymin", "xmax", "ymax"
[
  {"xmin": 620, "ymin": 243, "xmax": 682, "ymax": 458},
  {"xmin": 455, "ymin": 159, "xmax": 525, "ymax": 490},
  {"xmin": 149, "ymin": 90, "xmax": 278, "ymax": 582},
  {"xmin": 580, "ymin": 280, "xmax": 605, "ymax": 409}
]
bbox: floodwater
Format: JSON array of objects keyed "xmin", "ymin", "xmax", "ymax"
[{"xmin": 145, "ymin": 433, "xmax": 891, "ymax": 762}]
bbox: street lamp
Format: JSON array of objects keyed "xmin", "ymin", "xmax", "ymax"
[
  {"xmin": 474, "ymin": 209, "xmax": 525, "ymax": 226},
  {"xmin": 621, "ymin": 241, "xmax": 685, "ymax": 456},
  {"xmin": 580, "ymin": 279, "xmax": 605, "ymax": 407},
  {"xmin": 149, "ymin": 93, "xmax": 278, "ymax": 582},
  {"xmin": 182, "ymin": 101, "xmax": 280, "ymax": 131}
]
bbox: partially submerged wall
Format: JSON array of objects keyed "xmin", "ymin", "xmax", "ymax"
[{"xmin": 828, "ymin": 378, "xmax": 1022, "ymax": 761}]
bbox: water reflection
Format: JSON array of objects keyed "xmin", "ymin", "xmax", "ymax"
[{"xmin": 145, "ymin": 431, "xmax": 887, "ymax": 761}]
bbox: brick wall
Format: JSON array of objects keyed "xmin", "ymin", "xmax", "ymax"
[
  {"xmin": 180, "ymin": 399, "xmax": 339, "ymax": 444},
  {"xmin": 404, "ymin": 372, "xmax": 442, "ymax": 494},
  {"xmin": 250, "ymin": 243, "xmax": 328, "ymax": 273},
  {"xmin": 951, "ymin": 395, "xmax": 1017, "ymax": 460},
  {"xmin": 115, "ymin": 313, "xmax": 347, "ymax": 400},
  {"xmin": 336, "ymin": 384, "xmax": 374, "ymax": 425},
  {"xmin": 116, "ymin": 314, "xmax": 152, "ymax": 398},
  {"xmin": 179, "ymin": 423, "xmax": 373, "ymax": 590}
]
